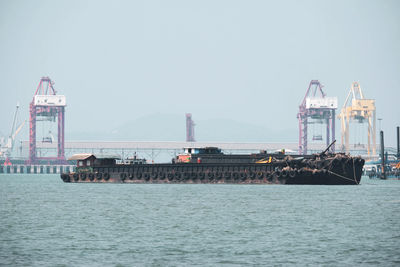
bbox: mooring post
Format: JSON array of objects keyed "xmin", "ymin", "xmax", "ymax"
[
  {"xmin": 380, "ymin": 130, "xmax": 386, "ymax": 179},
  {"xmin": 397, "ymin": 126, "xmax": 399, "ymax": 158}
]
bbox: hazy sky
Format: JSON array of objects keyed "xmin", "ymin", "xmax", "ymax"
[{"xmin": 0, "ymin": 0, "xmax": 399, "ymax": 146}]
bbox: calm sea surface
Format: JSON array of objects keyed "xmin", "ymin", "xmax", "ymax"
[{"xmin": 1, "ymin": 174, "xmax": 399, "ymax": 266}]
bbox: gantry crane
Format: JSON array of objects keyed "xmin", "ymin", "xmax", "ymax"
[
  {"xmin": 28, "ymin": 77, "xmax": 67, "ymax": 164},
  {"xmin": 338, "ymin": 82, "xmax": 376, "ymax": 155},
  {"xmin": 297, "ymin": 80, "xmax": 337, "ymax": 155}
]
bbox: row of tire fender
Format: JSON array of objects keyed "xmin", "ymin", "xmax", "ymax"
[
  {"xmin": 117, "ymin": 171, "xmax": 262, "ymax": 181},
  {"xmin": 72, "ymin": 172, "xmax": 110, "ymax": 181},
  {"xmin": 277, "ymin": 168, "xmax": 297, "ymax": 178},
  {"xmin": 115, "ymin": 170, "xmax": 295, "ymax": 181},
  {"xmin": 68, "ymin": 168, "xmax": 313, "ymax": 182}
]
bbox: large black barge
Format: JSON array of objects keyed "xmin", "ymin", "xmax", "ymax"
[{"xmin": 60, "ymin": 146, "xmax": 364, "ymax": 185}]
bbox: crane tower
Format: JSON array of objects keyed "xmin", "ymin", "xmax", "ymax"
[
  {"xmin": 297, "ymin": 80, "xmax": 337, "ymax": 155},
  {"xmin": 29, "ymin": 77, "xmax": 66, "ymax": 164},
  {"xmin": 186, "ymin": 113, "xmax": 195, "ymax": 142},
  {"xmin": 338, "ymin": 82, "xmax": 376, "ymax": 155}
]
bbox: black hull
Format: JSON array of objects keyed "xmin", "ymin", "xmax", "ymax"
[{"xmin": 61, "ymin": 154, "xmax": 364, "ymax": 185}]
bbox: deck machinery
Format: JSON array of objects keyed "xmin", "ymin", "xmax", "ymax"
[{"xmin": 297, "ymin": 80, "xmax": 338, "ymax": 155}]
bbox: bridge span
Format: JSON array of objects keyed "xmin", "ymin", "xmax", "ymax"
[
  {"xmin": 15, "ymin": 140, "xmax": 379, "ymax": 163},
  {"xmin": 19, "ymin": 141, "xmax": 329, "ymax": 162}
]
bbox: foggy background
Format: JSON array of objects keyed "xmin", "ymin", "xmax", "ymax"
[{"xmin": 0, "ymin": 0, "xmax": 399, "ymax": 146}]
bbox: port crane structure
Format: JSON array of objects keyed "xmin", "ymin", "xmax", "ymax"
[
  {"xmin": 0, "ymin": 103, "xmax": 25, "ymax": 159},
  {"xmin": 298, "ymin": 80, "xmax": 338, "ymax": 155},
  {"xmin": 338, "ymin": 82, "xmax": 376, "ymax": 155},
  {"xmin": 28, "ymin": 77, "xmax": 67, "ymax": 164}
]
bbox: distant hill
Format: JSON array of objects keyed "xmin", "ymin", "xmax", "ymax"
[
  {"xmin": 66, "ymin": 113, "xmax": 297, "ymax": 142},
  {"xmin": 196, "ymin": 118, "xmax": 296, "ymax": 142}
]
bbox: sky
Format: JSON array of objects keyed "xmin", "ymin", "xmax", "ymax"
[{"xmin": 0, "ymin": 0, "xmax": 399, "ymax": 147}]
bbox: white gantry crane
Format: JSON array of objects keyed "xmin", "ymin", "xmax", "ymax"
[
  {"xmin": 0, "ymin": 103, "xmax": 26, "ymax": 159},
  {"xmin": 338, "ymin": 82, "xmax": 376, "ymax": 155}
]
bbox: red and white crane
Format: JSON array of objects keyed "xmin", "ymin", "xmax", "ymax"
[
  {"xmin": 297, "ymin": 80, "xmax": 337, "ymax": 155},
  {"xmin": 28, "ymin": 77, "xmax": 67, "ymax": 164}
]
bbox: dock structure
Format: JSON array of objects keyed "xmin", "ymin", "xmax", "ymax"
[
  {"xmin": 2, "ymin": 139, "xmax": 395, "ymax": 174},
  {"xmin": 0, "ymin": 164, "xmax": 75, "ymax": 174}
]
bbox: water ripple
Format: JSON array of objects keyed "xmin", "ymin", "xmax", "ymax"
[{"xmin": 1, "ymin": 175, "xmax": 400, "ymax": 266}]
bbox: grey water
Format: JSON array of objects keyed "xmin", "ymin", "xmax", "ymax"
[{"xmin": 1, "ymin": 175, "xmax": 399, "ymax": 266}]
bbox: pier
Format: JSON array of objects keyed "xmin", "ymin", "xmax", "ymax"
[{"xmin": 0, "ymin": 165, "xmax": 75, "ymax": 174}]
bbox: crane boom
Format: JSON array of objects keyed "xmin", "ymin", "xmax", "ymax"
[
  {"xmin": 11, "ymin": 120, "xmax": 26, "ymax": 146},
  {"xmin": 1, "ymin": 103, "xmax": 25, "ymax": 159},
  {"xmin": 9, "ymin": 103, "xmax": 19, "ymax": 140}
]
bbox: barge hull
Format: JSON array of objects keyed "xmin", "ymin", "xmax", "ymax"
[{"xmin": 61, "ymin": 156, "xmax": 364, "ymax": 185}]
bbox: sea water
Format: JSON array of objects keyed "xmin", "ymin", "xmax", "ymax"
[{"xmin": 1, "ymin": 175, "xmax": 399, "ymax": 266}]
